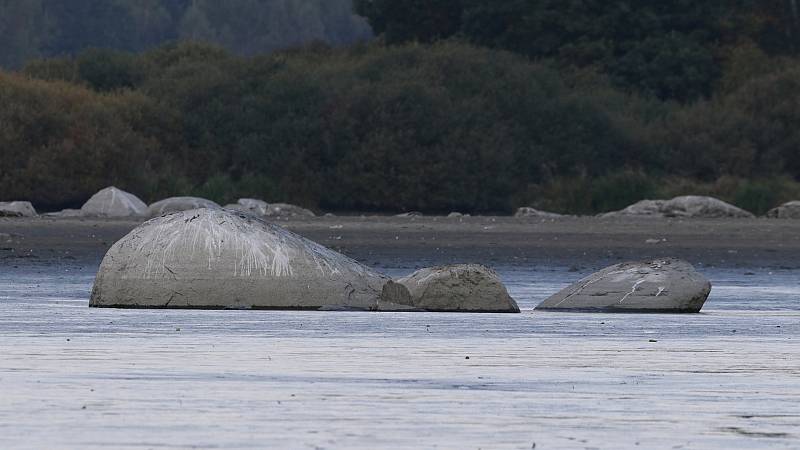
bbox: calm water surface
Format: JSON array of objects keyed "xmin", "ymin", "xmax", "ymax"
[{"xmin": 1, "ymin": 264, "xmax": 799, "ymax": 449}]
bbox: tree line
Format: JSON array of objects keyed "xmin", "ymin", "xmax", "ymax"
[
  {"xmin": 357, "ymin": 0, "xmax": 800, "ymax": 102},
  {"xmin": 2, "ymin": 1, "xmax": 800, "ymax": 214}
]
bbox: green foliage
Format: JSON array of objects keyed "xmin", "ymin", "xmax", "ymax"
[
  {"xmin": 76, "ymin": 49, "xmax": 145, "ymax": 91},
  {"xmin": 5, "ymin": 42, "xmax": 642, "ymax": 212},
  {"xmin": 521, "ymin": 170, "xmax": 658, "ymax": 215},
  {"xmin": 5, "ymin": 39, "xmax": 800, "ymax": 214},
  {"xmin": 655, "ymin": 176, "xmax": 800, "ymax": 216},
  {"xmin": 358, "ymin": 0, "xmax": 800, "ymax": 102},
  {"xmin": 189, "ymin": 173, "xmax": 281, "ymax": 206},
  {"xmin": 21, "ymin": 57, "xmax": 80, "ymax": 84},
  {"xmin": 190, "ymin": 173, "xmax": 239, "ymax": 205},
  {"xmin": 525, "ymin": 173, "xmax": 800, "ymax": 216},
  {"xmin": 0, "ymin": 71, "xmax": 178, "ymax": 208},
  {"xmin": 655, "ymin": 61, "xmax": 800, "ymax": 180},
  {"xmin": 733, "ymin": 180, "xmax": 785, "ymax": 216}
]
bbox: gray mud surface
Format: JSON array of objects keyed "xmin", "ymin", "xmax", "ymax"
[
  {"xmin": 1, "ymin": 215, "xmax": 799, "ymax": 449},
  {"xmin": 3, "ymin": 214, "xmax": 800, "ymax": 269}
]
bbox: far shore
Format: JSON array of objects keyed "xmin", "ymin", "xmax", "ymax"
[{"xmin": 2, "ymin": 215, "xmax": 799, "ymax": 271}]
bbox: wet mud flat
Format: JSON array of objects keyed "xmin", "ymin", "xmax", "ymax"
[
  {"xmin": 3, "ymin": 214, "xmax": 800, "ymax": 269},
  {"xmin": 1, "ymin": 216, "xmax": 800, "ymax": 449}
]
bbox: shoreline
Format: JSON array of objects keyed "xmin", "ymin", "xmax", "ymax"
[{"xmin": 2, "ymin": 215, "xmax": 800, "ymax": 271}]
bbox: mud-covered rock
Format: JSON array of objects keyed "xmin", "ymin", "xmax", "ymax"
[
  {"xmin": 90, "ymin": 208, "xmax": 406, "ymax": 310},
  {"xmin": 536, "ymin": 258, "xmax": 711, "ymax": 313},
  {"xmin": 148, "ymin": 197, "xmax": 220, "ymax": 217},
  {"xmin": 766, "ymin": 201, "xmax": 800, "ymax": 219},
  {"xmin": 235, "ymin": 199, "xmax": 269, "ymax": 216},
  {"xmin": 43, "ymin": 209, "xmax": 83, "ymax": 218},
  {"xmin": 265, "ymin": 203, "xmax": 315, "ymax": 218},
  {"xmin": 602, "ymin": 196, "xmax": 753, "ymax": 219},
  {"xmin": 80, "ymin": 187, "xmax": 147, "ymax": 218},
  {"xmin": 395, "ymin": 211, "xmax": 423, "ymax": 218},
  {"xmin": 600, "ymin": 200, "xmax": 665, "ymax": 218},
  {"xmin": 389, "ymin": 264, "xmax": 520, "ymax": 313},
  {"xmin": 662, "ymin": 196, "xmax": 753, "ymax": 218},
  {"xmin": 514, "ymin": 207, "xmax": 563, "ymax": 218},
  {"xmin": 0, "ymin": 201, "xmax": 37, "ymax": 217}
]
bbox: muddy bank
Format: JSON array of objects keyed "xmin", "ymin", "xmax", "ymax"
[
  {"xmin": 2, "ymin": 215, "xmax": 800, "ymax": 270},
  {"xmin": 2, "ymin": 216, "xmax": 799, "ymax": 449},
  {"xmin": 2, "ymin": 267, "xmax": 799, "ymax": 449}
]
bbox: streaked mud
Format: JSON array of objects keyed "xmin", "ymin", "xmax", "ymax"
[{"xmin": 1, "ymin": 264, "xmax": 798, "ymax": 449}]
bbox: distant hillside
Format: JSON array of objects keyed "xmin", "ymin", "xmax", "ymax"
[
  {"xmin": 6, "ymin": 41, "xmax": 800, "ymax": 214},
  {"xmin": 356, "ymin": 0, "xmax": 800, "ymax": 102},
  {"xmin": 4, "ymin": 2, "xmax": 800, "ymax": 215},
  {"xmin": 0, "ymin": 0, "xmax": 372, "ymax": 68}
]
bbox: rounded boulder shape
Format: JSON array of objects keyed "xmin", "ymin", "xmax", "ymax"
[
  {"xmin": 600, "ymin": 200, "xmax": 665, "ymax": 218},
  {"xmin": 265, "ymin": 203, "xmax": 315, "ymax": 218},
  {"xmin": 389, "ymin": 264, "xmax": 520, "ymax": 313},
  {"xmin": 236, "ymin": 198, "xmax": 269, "ymax": 216},
  {"xmin": 148, "ymin": 197, "xmax": 220, "ymax": 217},
  {"xmin": 81, "ymin": 187, "xmax": 147, "ymax": 218},
  {"xmin": 90, "ymin": 208, "xmax": 397, "ymax": 310},
  {"xmin": 44, "ymin": 209, "xmax": 82, "ymax": 218},
  {"xmin": 662, "ymin": 196, "xmax": 753, "ymax": 218},
  {"xmin": 514, "ymin": 207, "xmax": 563, "ymax": 218},
  {"xmin": 536, "ymin": 258, "xmax": 711, "ymax": 313},
  {"xmin": 0, "ymin": 201, "xmax": 37, "ymax": 217},
  {"xmin": 766, "ymin": 201, "xmax": 800, "ymax": 219}
]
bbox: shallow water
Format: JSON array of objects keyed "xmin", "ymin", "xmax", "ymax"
[{"xmin": 1, "ymin": 264, "xmax": 799, "ymax": 449}]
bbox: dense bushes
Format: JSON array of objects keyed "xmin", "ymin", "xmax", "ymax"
[
  {"xmin": 151, "ymin": 42, "xmax": 639, "ymax": 212},
  {"xmin": 652, "ymin": 62, "xmax": 800, "ymax": 181},
  {"xmin": 3, "ymin": 41, "xmax": 800, "ymax": 213},
  {"xmin": 523, "ymin": 173, "xmax": 800, "ymax": 216},
  {"xmin": 0, "ymin": 72, "xmax": 179, "ymax": 208},
  {"xmin": 356, "ymin": 0, "xmax": 800, "ymax": 102}
]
